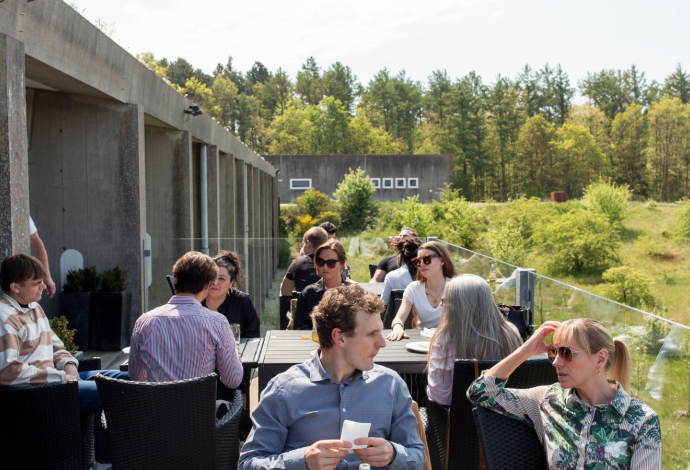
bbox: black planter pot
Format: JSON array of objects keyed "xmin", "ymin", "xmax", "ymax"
[
  {"xmin": 91, "ymin": 291, "xmax": 131, "ymax": 351},
  {"xmin": 58, "ymin": 292, "xmax": 92, "ymax": 351}
]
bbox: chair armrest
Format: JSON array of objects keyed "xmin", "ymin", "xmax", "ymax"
[
  {"xmin": 78, "ymin": 357, "xmax": 102, "ymax": 372},
  {"xmin": 216, "ymin": 390, "xmax": 244, "ymax": 469}
]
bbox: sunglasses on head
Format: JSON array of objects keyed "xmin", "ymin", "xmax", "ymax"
[
  {"xmin": 547, "ymin": 346, "xmax": 585, "ymax": 363},
  {"xmin": 411, "ymin": 254, "xmax": 440, "ymax": 267},
  {"xmin": 315, "ymin": 257, "xmax": 340, "ymax": 268}
]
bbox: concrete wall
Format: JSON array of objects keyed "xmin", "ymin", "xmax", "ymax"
[
  {"xmin": 0, "ymin": 34, "xmax": 30, "ymax": 258},
  {"xmin": 28, "ymin": 91, "xmax": 146, "ymax": 323},
  {"xmin": 265, "ymin": 154, "xmax": 453, "ymax": 202}
]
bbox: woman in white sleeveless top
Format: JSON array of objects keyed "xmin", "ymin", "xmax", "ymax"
[{"xmin": 386, "ymin": 241, "xmax": 460, "ymax": 340}]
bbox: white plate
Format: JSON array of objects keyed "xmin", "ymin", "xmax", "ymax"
[
  {"xmin": 122, "ymin": 347, "xmax": 130, "ymax": 354},
  {"xmin": 406, "ymin": 341, "xmax": 430, "ymax": 354}
]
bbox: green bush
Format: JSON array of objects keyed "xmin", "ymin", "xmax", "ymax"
[
  {"xmin": 438, "ymin": 183, "xmax": 462, "ymax": 204},
  {"xmin": 49, "ymin": 316, "xmax": 78, "ymax": 354},
  {"xmin": 581, "ymin": 179, "xmax": 632, "ymax": 225},
  {"xmin": 444, "ymin": 198, "xmax": 485, "ymax": 247},
  {"xmin": 484, "ymin": 220, "xmax": 528, "ymax": 267},
  {"xmin": 645, "ymin": 199, "xmax": 658, "ymax": 211},
  {"xmin": 333, "ymin": 167, "xmax": 377, "ymax": 234},
  {"xmin": 674, "ymin": 203, "xmax": 690, "ymax": 239},
  {"xmin": 593, "ymin": 266, "xmax": 654, "ymax": 307},
  {"xmin": 494, "ymin": 197, "xmax": 547, "ymax": 241},
  {"xmin": 101, "ymin": 267, "xmax": 128, "ymax": 292},
  {"xmin": 532, "ymin": 209, "xmax": 620, "ymax": 273},
  {"xmin": 295, "ymin": 188, "xmax": 333, "ymax": 218},
  {"xmin": 62, "ymin": 266, "xmax": 100, "ymax": 292},
  {"xmin": 399, "ymin": 195, "xmax": 434, "ymax": 237}
]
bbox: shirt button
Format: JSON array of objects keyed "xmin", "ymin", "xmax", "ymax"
[
  {"xmin": 342, "ymin": 408, "xmax": 346, "ymax": 412},
  {"xmin": 341, "ymin": 384, "xmax": 344, "ymax": 387}
]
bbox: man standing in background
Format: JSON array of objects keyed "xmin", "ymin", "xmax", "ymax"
[{"xmin": 29, "ymin": 217, "xmax": 56, "ymax": 298}]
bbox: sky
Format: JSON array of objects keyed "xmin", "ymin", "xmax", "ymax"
[{"xmin": 70, "ymin": 0, "xmax": 689, "ymax": 91}]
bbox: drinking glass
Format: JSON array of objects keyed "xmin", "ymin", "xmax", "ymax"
[{"xmin": 229, "ymin": 323, "xmax": 241, "ymax": 345}]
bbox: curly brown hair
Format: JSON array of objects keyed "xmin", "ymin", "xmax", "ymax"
[
  {"xmin": 213, "ymin": 250, "xmax": 245, "ymax": 289},
  {"xmin": 312, "ymin": 284, "xmax": 385, "ymax": 350}
]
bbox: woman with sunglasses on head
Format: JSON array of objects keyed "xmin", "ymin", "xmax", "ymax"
[
  {"xmin": 386, "ymin": 241, "xmax": 460, "ymax": 341},
  {"xmin": 427, "ymin": 275, "xmax": 522, "ymax": 406},
  {"xmin": 467, "ymin": 319, "xmax": 661, "ymax": 469},
  {"xmin": 293, "ymin": 239, "xmax": 356, "ymax": 330},
  {"xmin": 202, "ymin": 251, "xmax": 260, "ymax": 339}
]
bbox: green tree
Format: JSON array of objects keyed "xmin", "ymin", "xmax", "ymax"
[
  {"xmin": 516, "ymin": 64, "xmax": 542, "ymax": 118},
  {"xmin": 214, "ymin": 56, "xmax": 247, "ymax": 94},
  {"xmin": 303, "ymin": 97, "xmax": 350, "ymax": 154},
  {"xmin": 581, "ymin": 179, "xmax": 632, "ymax": 225},
  {"xmin": 610, "ymin": 103, "xmax": 648, "ymax": 194},
  {"xmin": 211, "ymin": 74, "xmax": 239, "ymax": 128},
  {"xmin": 399, "ymin": 195, "xmax": 434, "ymax": 237},
  {"xmin": 347, "ymin": 116, "xmax": 401, "ymax": 154},
  {"xmin": 516, "ymin": 115, "xmax": 556, "ymax": 196},
  {"xmin": 295, "ymin": 57, "xmax": 322, "ymax": 106},
  {"xmin": 664, "ymin": 64, "xmax": 690, "ymax": 104},
  {"xmin": 579, "ymin": 69, "xmax": 631, "ymax": 121},
  {"xmin": 551, "ymin": 124, "xmax": 605, "ymax": 198},
  {"xmin": 593, "ymin": 267, "xmax": 654, "ymax": 307},
  {"xmin": 267, "ymin": 106, "xmax": 309, "ymax": 154},
  {"xmin": 552, "ymin": 64, "xmax": 575, "ymax": 126},
  {"xmin": 566, "ymin": 105, "xmax": 611, "ymax": 168},
  {"xmin": 333, "ymin": 168, "xmax": 377, "ymax": 233},
  {"xmin": 246, "ymin": 61, "xmax": 271, "ymax": 88},
  {"xmin": 647, "ymin": 97, "xmax": 689, "ymax": 200},
  {"xmin": 167, "ymin": 57, "xmax": 195, "ymax": 87},
  {"xmin": 444, "ymin": 198, "xmax": 485, "ymax": 247},
  {"xmin": 321, "ymin": 62, "xmax": 359, "ymax": 114},
  {"xmin": 532, "ymin": 210, "xmax": 620, "ymax": 273}
]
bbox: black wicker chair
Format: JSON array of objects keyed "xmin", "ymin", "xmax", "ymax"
[
  {"xmin": 95, "ymin": 373, "xmax": 242, "ymax": 470},
  {"xmin": 472, "ymin": 407, "xmax": 546, "ymax": 470},
  {"xmin": 425, "ymin": 357, "xmax": 556, "ymax": 470},
  {"xmin": 0, "ymin": 357, "xmax": 102, "ymax": 470},
  {"xmin": 382, "ymin": 289, "xmax": 408, "ymax": 329},
  {"xmin": 0, "ymin": 380, "xmax": 83, "ymax": 470},
  {"xmin": 369, "ymin": 264, "xmax": 378, "ymax": 278}
]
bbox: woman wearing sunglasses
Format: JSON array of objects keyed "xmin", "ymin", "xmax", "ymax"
[
  {"xmin": 293, "ymin": 239, "xmax": 356, "ymax": 330},
  {"xmin": 386, "ymin": 241, "xmax": 460, "ymax": 341},
  {"xmin": 380, "ymin": 237, "xmax": 422, "ymax": 305},
  {"xmin": 468, "ymin": 318, "xmax": 661, "ymax": 469}
]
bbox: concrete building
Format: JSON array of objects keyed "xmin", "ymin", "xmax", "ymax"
[
  {"xmin": 264, "ymin": 154, "xmax": 453, "ymax": 202},
  {"xmin": 0, "ymin": 1, "xmax": 279, "ymax": 330}
]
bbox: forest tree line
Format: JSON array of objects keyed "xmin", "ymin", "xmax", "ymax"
[{"xmin": 137, "ymin": 53, "xmax": 690, "ymax": 201}]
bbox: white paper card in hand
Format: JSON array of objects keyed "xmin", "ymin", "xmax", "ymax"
[{"xmin": 340, "ymin": 419, "xmax": 371, "ymax": 453}]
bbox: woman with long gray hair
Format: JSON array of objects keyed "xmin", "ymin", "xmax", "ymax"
[{"xmin": 427, "ymin": 274, "xmax": 522, "ymax": 406}]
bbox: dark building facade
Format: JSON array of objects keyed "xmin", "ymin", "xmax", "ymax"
[{"xmin": 265, "ymin": 154, "xmax": 453, "ymax": 202}]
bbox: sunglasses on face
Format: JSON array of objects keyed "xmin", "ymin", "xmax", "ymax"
[
  {"xmin": 547, "ymin": 346, "xmax": 585, "ymax": 363},
  {"xmin": 315, "ymin": 257, "xmax": 340, "ymax": 268},
  {"xmin": 411, "ymin": 254, "xmax": 440, "ymax": 267}
]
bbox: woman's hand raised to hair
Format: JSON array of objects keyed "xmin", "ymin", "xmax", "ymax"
[
  {"xmin": 519, "ymin": 321, "xmax": 560, "ymax": 357},
  {"xmin": 386, "ymin": 324, "xmax": 409, "ymax": 341}
]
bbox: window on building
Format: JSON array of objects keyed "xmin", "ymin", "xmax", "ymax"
[
  {"xmin": 370, "ymin": 178, "xmax": 381, "ymax": 189},
  {"xmin": 408, "ymin": 178, "xmax": 419, "ymax": 189},
  {"xmin": 382, "ymin": 178, "xmax": 393, "ymax": 189},
  {"xmin": 395, "ymin": 178, "xmax": 406, "ymax": 189},
  {"xmin": 290, "ymin": 179, "xmax": 312, "ymax": 190}
]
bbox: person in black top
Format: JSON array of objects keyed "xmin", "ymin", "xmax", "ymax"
[
  {"xmin": 203, "ymin": 250, "xmax": 260, "ymax": 339},
  {"xmin": 370, "ymin": 227, "xmax": 418, "ymax": 282},
  {"xmin": 294, "ymin": 239, "xmax": 356, "ymax": 330},
  {"xmin": 281, "ymin": 227, "xmax": 329, "ymax": 296}
]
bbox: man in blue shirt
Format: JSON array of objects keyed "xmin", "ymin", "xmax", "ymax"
[{"xmin": 240, "ymin": 284, "xmax": 425, "ymax": 470}]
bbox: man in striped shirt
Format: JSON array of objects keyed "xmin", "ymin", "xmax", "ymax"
[
  {"xmin": 0, "ymin": 254, "xmax": 129, "ymax": 470},
  {"xmin": 129, "ymin": 251, "xmax": 243, "ymax": 389}
]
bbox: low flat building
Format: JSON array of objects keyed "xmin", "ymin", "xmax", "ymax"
[{"xmin": 265, "ymin": 154, "xmax": 453, "ymax": 202}]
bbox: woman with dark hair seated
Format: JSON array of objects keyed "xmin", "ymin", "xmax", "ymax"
[
  {"xmin": 381, "ymin": 237, "xmax": 422, "ymax": 305},
  {"xmin": 427, "ymin": 275, "xmax": 522, "ymax": 406},
  {"xmin": 203, "ymin": 250, "xmax": 260, "ymax": 339},
  {"xmin": 293, "ymin": 239, "xmax": 356, "ymax": 330},
  {"xmin": 468, "ymin": 318, "xmax": 661, "ymax": 468}
]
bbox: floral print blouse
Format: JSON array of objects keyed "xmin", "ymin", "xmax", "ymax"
[{"xmin": 467, "ymin": 373, "xmax": 661, "ymax": 470}]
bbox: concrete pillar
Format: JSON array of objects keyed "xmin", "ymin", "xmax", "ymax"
[
  {"xmin": 218, "ymin": 152, "xmax": 234, "ymax": 250},
  {"xmin": 207, "ymin": 145, "xmax": 220, "ymax": 254},
  {"xmin": 144, "ymin": 128, "xmax": 192, "ymax": 310},
  {"xmin": 0, "ymin": 34, "xmax": 30, "ymax": 259},
  {"xmin": 253, "ymin": 166, "xmax": 263, "ymax": 310},
  {"xmin": 29, "ymin": 91, "xmax": 146, "ymax": 324},
  {"xmin": 246, "ymin": 164, "xmax": 256, "ymax": 307}
]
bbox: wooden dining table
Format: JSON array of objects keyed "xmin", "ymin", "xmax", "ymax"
[{"xmin": 257, "ymin": 329, "xmax": 430, "ymax": 393}]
